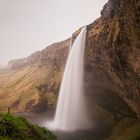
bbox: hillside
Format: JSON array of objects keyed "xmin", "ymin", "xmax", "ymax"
[
  {"xmin": 0, "ymin": 113, "xmax": 56, "ymax": 140},
  {"xmin": 0, "ymin": 39, "xmax": 70, "ymax": 113}
]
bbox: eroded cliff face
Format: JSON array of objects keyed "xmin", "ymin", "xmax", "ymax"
[
  {"xmin": 85, "ymin": 0, "xmax": 140, "ymax": 119},
  {"xmin": 0, "ymin": 39, "xmax": 70, "ymax": 112},
  {"xmin": 81, "ymin": 1, "xmax": 140, "ymax": 138}
]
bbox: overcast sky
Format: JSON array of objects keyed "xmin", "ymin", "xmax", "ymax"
[{"xmin": 0, "ymin": 0, "xmax": 107, "ymax": 66}]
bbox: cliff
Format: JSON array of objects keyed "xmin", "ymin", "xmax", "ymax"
[
  {"xmin": 85, "ymin": 0, "xmax": 140, "ymax": 118},
  {"xmin": 0, "ymin": 39, "xmax": 70, "ymax": 112}
]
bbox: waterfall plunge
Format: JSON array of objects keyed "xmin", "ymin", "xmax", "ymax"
[{"xmin": 48, "ymin": 27, "xmax": 90, "ymax": 131}]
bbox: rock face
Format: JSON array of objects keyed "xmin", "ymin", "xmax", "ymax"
[
  {"xmin": 85, "ymin": 0, "xmax": 140, "ymax": 118},
  {"xmin": 0, "ymin": 39, "xmax": 70, "ymax": 112}
]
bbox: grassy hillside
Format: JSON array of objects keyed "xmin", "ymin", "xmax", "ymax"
[
  {"xmin": 0, "ymin": 113, "xmax": 56, "ymax": 140},
  {"xmin": 0, "ymin": 40, "xmax": 69, "ymax": 113},
  {"xmin": 0, "ymin": 66, "xmax": 42, "ymax": 113},
  {"xmin": 0, "ymin": 65, "xmax": 61, "ymax": 113}
]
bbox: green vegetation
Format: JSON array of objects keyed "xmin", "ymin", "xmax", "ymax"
[
  {"xmin": 0, "ymin": 113, "xmax": 56, "ymax": 140},
  {"xmin": 107, "ymin": 117, "xmax": 140, "ymax": 140}
]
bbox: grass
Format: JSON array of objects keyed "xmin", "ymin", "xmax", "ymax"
[
  {"xmin": 0, "ymin": 113, "xmax": 56, "ymax": 140},
  {"xmin": 0, "ymin": 65, "xmax": 61, "ymax": 112}
]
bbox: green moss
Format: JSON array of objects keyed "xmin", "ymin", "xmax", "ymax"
[
  {"xmin": 0, "ymin": 113, "xmax": 56, "ymax": 140},
  {"xmin": 107, "ymin": 117, "xmax": 140, "ymax": 140},
  {"xmin": 92, "ymin": 105, "xmax": 115, "ymax": 127}
]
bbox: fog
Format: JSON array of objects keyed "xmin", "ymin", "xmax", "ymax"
[{"xmin": 0, "ymin": 0, "xmax": 107, "ymax": 66}]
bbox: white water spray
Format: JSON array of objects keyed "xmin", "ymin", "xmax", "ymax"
[{"xmin": 47, "ymin": 27, "xmax": 90, "ymax": 131}]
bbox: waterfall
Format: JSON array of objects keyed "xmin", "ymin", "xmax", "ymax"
[{"xmin": 48, "ymin": 26, "xmax": 90, "ymax": 131}]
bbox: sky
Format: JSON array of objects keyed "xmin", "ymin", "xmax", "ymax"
[{"xmin": 0, "ymin": 0, "xmax": 107, "ymax": 66}]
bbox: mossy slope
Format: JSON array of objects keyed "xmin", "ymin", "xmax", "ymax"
[
  {"xmin": 107, "ymin": 117, "xmax": 140, "ymax": 140},
  {"xmin": 0, "ymin": 113, "xmax": 56, "ymax": 140}
]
